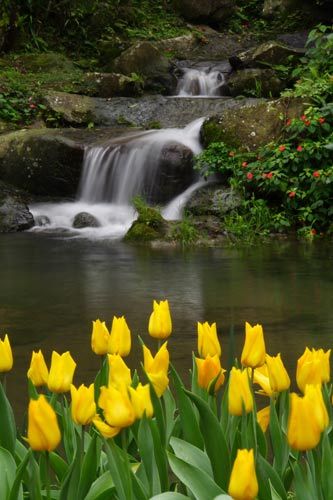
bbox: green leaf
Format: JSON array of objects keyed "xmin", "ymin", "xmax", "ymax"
[
  {"xmin": 321, "ymin": 432, "xmax": 333, "ymax": 498},
  {"xmin": 163, "ymin": 388, "xmax": 177, "ymax": 442},
  {"xmin": 185, "ymin": 390, "xmax": 230, "ymax": 490},
  {"xmin": 8, "ymin": 448, "xmax": 30, "ymax": 500},
  {"xmin": 150, "ymin": 494, "xmax": 189, "ymax": 500},
  {"xmin": 170, "ymin": 365, "xmax": 204, "ymax": 450},
  {"xmin": 0, "ymin": 446, "xmax": 17, "ymax": 498},
  {"xmin": 49, "ymin": 452, "xmax": 68, "ymax": 482},
  {"xmin": 59, "ymin": 441, "xmax": 81, "ymax": 500},
  {"xmin": 78, "ymin": 433, "xmax": 99, "ymax": 499},
  {"xmin": 94, "ymin": 356, "xmax": 109, "ymax": 403},
  {"xmin": 0, "ymin": 382, "xmax": 16, "ymax": 453},
  {"xmin": 168, "ymin": 452, "xmax": 225, "ymax": 500},
  {"xmin": 256, "ymin": 454, "xmax": 288, "ymax": 500},
  {"xmin": 104, "ymin": 437, "xmax": 133, "ymax": 500},
  {"xmin": 137, "ymin": 417, "xmax": 161, "ymax": 496},
  {"xmin": 170, "ymin": 437, "xmax": 213, "ymax": 477},
  {"xmin": 84, "ymin": 471, "xmax": 115, "ymax": 500},
  {"xmin": 269, "ymin": 398, "xmax": 289, "ymax": 476}
]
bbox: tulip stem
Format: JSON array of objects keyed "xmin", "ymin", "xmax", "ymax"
[
  {"xmin": 81, "ymin": 425, "xmax": 85, "ymax": 464},
  {"xmin": 45, "ymin": 451, "xmax": 51, "ymax": 500}
]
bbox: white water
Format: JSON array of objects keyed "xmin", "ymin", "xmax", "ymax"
[
  {"xmin": 176, "ymin": 68, "xmax": 225, "ymax": 97},
  {"xmin": 30, "ymin": 118, "xmax": 206, "ymax": 239}
]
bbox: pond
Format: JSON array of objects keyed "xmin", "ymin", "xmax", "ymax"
[{"xmin": 1, "ymin": 232, "xmax": 332, "ymax": 418}]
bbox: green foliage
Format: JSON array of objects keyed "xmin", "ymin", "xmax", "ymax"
[{"xmin": 171, "ymin": 218, "xmax": 199, "ymax": 247}]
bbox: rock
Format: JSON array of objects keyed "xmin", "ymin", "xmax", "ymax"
[
  {"xmin": 229, "ymin": 41, "xmax": 305, "ymax": 70},
  {"xmin": 201, "ymin": 97, "xmax": 306, "ymax": 150},
  {"xmin": 154, "ymin": 34, "xmax": 199, "ymax": 58},
  {"xmin": 186, "ymin": 185, "xmax": 242, "ymax": 217},
  {"xmin": 125, "ymin": 205, "xmax": 167, "ymax": 242},
  {"xmin": 83, "ymin": 72, "xmax": 142, "ymax": 98},
  {"xmin": 0, "ymin": 181, "xmax": 34, "ymax": 232},
  {"xmin": 42, "ymin": 92, "xmax": 96, "ymax": 125},
  {"xmin": 0, "ymin": 128, "xmax": 121, "ymax": 196},
  {"xmin": 111, "ymin": 41, "xmax": 172, "ymax": 92},
  {"xmin": 173, "ymin": 0, "xmax": 235, "ymax": 22},
  {"xmin": 72, "ymin": 212, "xmax": 100, "ymax": 228},
  {"xmin": 35, "ymin": 215, "xmax": 50, "ymax": 226},
  {"xmin": 41, "ymin": 91, "xmax": 262, "ymax": 128},
  {"xmin": 262, "ymin": 0, "xmax": 300, "ymax": 18},
  {"xmin": 151, "ymin": 143, "xmax": 195, "ymax": 203},
  {"xmin": 227, "ymin": 69, "xmax": 284, "ymax": 97},
  {"xmin": 13, "ymin": 52, "xmax": 77, "ymax": 73}
]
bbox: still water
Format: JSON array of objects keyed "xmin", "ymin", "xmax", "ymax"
[{"xmin": 1, "ymin": 232, "xmax": 332, "ymax": 417}]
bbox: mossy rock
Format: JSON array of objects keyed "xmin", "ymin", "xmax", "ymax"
[
  {"xmin": 125, "ymin": 222, "xmax": 162, "ymax": 242},
  {"xmin": 15, "ymin": 52, "xmax": 76, "ymax": 73},
  {"xmin": 125, "ymin": 203, "xmax": 167, "ymax": 242}
]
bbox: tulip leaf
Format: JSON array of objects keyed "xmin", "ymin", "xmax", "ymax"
[
  {"xmin": 292, "ymin": 461, "xmax": 318, "ymax": 500},
  {"xmin": 185, "ymin": 390, "xmax": 230, "ymax": 490},
  {"xmin": 0, "ymin": 446, "xmax": 18, "ymax": 499},
  {"xmin": 269, "ymin": 398, "xmax": 289, "ymax": 476},
  {"xmin": 167, "ymin": 451, "xmax": 225, "ymax": 500},
  {"xmin": 163, "ymin": 388, "xmax": 177, "ymax": 442},
  {"xmin": 26, "ymin": 452, "xmax": 43, "ymax": 500},
  {"xmin": 78, "ymin": 433, "xmax": 99, "ymax": 499},
  {"xmin": 213, "ymin": 496, "xmax": 233, "ymax": 500},
  {"xmin": 321, "ymin": 432, "xmax": 333, "ymax": 498},
  {"xmin": 94, "ymin": 357, "xmax": 109, "ymax": 404},
  {"xmin": 49, "ymin": 452, "xmax": 68, "ymax": 482},
  {"xmin": 8, "ymin": 448, "xmax": 31, "ymax": 500},
  {"xmin": 256, "ymin": 454, "xmax": 287, "ymax": 500},
  {"xmin": 59, "ymin": 442, "xmax": 81, "ymax": 500},
  {"xmin": 150, "ymin": 494, "xmax": 190, "ymax": 500},
  {"xmin": 170, "ymin": 437, "xmax": 213, "ymax": 478},
  {"xmin": 130, "ymin": 467, "xmax": 149, "ymax": 500},
  {"xmin": 84, "ymin": 471, "xmax": 115, "ymax": 500},
  {"xmin": 0, "ymin": 382, "xmax": 16, "ymax": 454},
  {"xmin": 104, "ymin": 437, "xmax": 133, "ymax": 500},
  {"xmin": 170, "ymin": 365, "xmax": 204, "ymax": 450}
]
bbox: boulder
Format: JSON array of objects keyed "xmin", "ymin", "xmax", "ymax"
[
  {"xmin": 111, "ymin": 41, "xmax": 172, "ymax": 92},
  {"xmin": 42, "ymin": 92, "xmax": 96, "ymax": 125},
  {"xmin": 227, "ymin": 69, "xmax": 284, "ymax": 97},
  {"xmin": 83, "ymin": 72, "xmax": 142, "ymax": 98},
  {"xmin": 173, "ymin": 0, "xmax": 235, "ymax": 22},
  {"xmin": 186, "ymin": 185, "xmax": 242, "ymax": 217},
  {"xmin": 14, "ymin": 52, "xmax": 77, "ymax": 73},
  {"xmin": 0, "ymin": 181, "xmax": 34, "ymax": 232},
  {"xmin": 72, "ymin": 212, "xmax": 100, "ymax": 228},
  {"xmin": 125, "ymin": 205, "xmax": 167, "ymax": 242},
  {"xmin": 262, "ymin": 0, "xmax": 300, "ymax": 18},
  {"xmin": 35, "ymin": 215, "xmax": 51, "ymax": 226},
  {"xmin": 229, "ymin": 41, "xmax": 305, "ymax": 70},
  {"xmin": 201, "ymin": 97, "xmax": 306, "ymax": 150}
]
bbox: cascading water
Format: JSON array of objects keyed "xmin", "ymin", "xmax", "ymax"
[
  {"xmin": 176, "ymin": 68, "xmax": 226, "ymax": 97},
  {"xmin": 30, "ymin": 118, "xmax": 206, "ymax": 239}
]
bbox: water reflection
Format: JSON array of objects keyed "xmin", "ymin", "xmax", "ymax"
[{"xmin": 0, "ymin": 233, "xmax": 332, "ymax": 419}]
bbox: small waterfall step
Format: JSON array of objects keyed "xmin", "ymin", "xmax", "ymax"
[{"xmin": 175, "ymin": 60, "xmax": 232, "ymax": 97}]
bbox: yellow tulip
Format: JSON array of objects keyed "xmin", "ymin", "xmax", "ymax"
[
  {"xmin": 252, "ymin": 365, "xmax": 274, "ymax": 397},
  {"xmin": 287, "ymin": 392, "xmax": 322, "ymax": 450},
  {"xmin": 47, "ymin": 351, "xmax": 76, "ymax": 393},
  {"xmin": 228, "ymin": 368, "xmax": 253, "ymax": 416},
  {"xmin": 195, "ymin": 354, "xmax": 225, "ymax": 392},
  {"xmin": 93, "ymin": 415, "xmax": 121, "ymax": 438},
  {"xmin": 257, "ymin": 406, "xmax": 270, "ymax": 433},
  {"xmin": 108, "ymin": 354, "xmax": 132, "ymax": 388},
  {"xmin": 148, "ymin": 300, "xmax": 172, "ymax": 339},
  {"xmin": 241, "ymin": 322, "xmax": 266, "ymax": 368},
  {"xmin": 27, "ymin": 395, "xmax": 61, "ymax": 451},
  {"xmin": 296, "ymin": 347, "xmax": 331, "ymax": 393},
  {"xmin": 265, "ymin": 353, "xmax": 290, "ymax": 393},
  {"xmin": 197, "ymin": 322, "xmax": 221, "ymax": 358},
  {"xmin": 108, "ymin": 316, "xmax": 131, "ymax": 357},
  {"xmin": 304, "ymin": 384, "xmax": 329, "ymax": 432},
  {"xmin": 91, "ymin": 319, "xmax": 110, "ymax": 355},
  {"xmin": 128, "ymin": 383, "xmax": 154, "ymax": 419},
  {"xmin": 99, "ymin": 385, "xmax": 135, "ymax": 428},
  {"xmin": 228, "ymin": 449, "xmax": 258, "ymax": 500},
  {"xmin": 27, "ymin": 350, "xmax": 49, "ymax": 387},
  {"xmin": 70, "ymin": 383, "xmax": 96, "ymax": 425},
  {"xmin": 143, "ymin": 342, "xmax": 169, "ymax": 397},
  {"xmin": 0, "ymin": 334, "xmax": 13, "ymax": 372}
]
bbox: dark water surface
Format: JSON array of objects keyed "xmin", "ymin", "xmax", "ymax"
[{"xmin": 1, "ymin": 232, "xmax": 332, "ymax": 418}]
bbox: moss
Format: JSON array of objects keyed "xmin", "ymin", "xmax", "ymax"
[{"xmin": 125, "ymin": 222, "xmax": 161, "ymax": 241}]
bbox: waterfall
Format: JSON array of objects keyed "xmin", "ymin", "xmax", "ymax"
[
  {"xmin": 30, "ymin": 118, "xmax": 206, "ymax": 239},
  {"xmin": 176, "ymin": 68, "xmax": 226, "ymax": 97}
]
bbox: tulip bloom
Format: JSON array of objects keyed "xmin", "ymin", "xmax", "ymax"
[
  {"xmin": 257, "ymin": 406, "xmax": 270, "ymax": 433},
  {"xmin": 0, "ymin": 334, "xmax": 13, "ymax": 372},
  {"xmin": 148, "ymin": 300, "xmax": 172, "ymax": 339},
  {"xmin": 108, "ymin": 354, "xmax": 132, "ymax": 388},
  {"xmin": 27, "ymin": 395, "xmax": 61, "ymax": 451},
  {"xmin": 296, "ymin": 347, "xmax": 331, "ymax": 393},
  {"xmin": 252, "ymin": 365, "xmax": 274, "ymax": 397},
  {"xmin": 265, "ymin": 353, "xmax": 290, "ymax": 393},
  {"xmin": 195, "ymin": 354, "xmax": 225, "ymax": 392},
  {"xmin": 228, "ymin": 368, "xmax": 253, "ymax": 416},
  {"xmin": 27, "ymin": 350, "xmax": 49, "ymax": 387},
  {"xmin": 99, "ymin": 385, "xmax": 135, "ymax": 428},
  {"xmin": 143, "ymin": 341, "xmax": 169, "ymax": 397},
  {"xmin": 287, "ymin": 392, "xmax": 322, "ymax": 450},
  {"xmin": 108, "ymin": 316, "xmax": 131, "ymax": 357},
  {"xmin": 304, "ymin": 384, "xmax": 329, "ymax": 432},
  {"xmin": 93, "ymin": 415, "xmax": 121, "ymax": 439},
  {"xmin": 228, "ymin": 449, "xmax": 258, "ymax": 500},
  {"xmin": 48, "ymin": 351, "xmax": 76, "ymax": 393},
  {"xmin": 197, "ymin": 322, "xmax": 221, "ymax": 358},
  {"xmin": 241, "ymin": 322, "xmax": 266, "ymax": 368},
  {"xmin": 128, "ymin": 383, "xmax": 154, "ymax": 419},
  {"xmin": 91, "ymin": 319, "xmax": 110, "ymax": 355},
  {"xmin": 70, "ymin": 383, "xmax": 96, "ymax": 425}
]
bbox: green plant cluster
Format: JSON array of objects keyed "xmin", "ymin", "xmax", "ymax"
[{"xmin": 195, "ymin": 25, "xmax": 333, "ymax": 239}]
